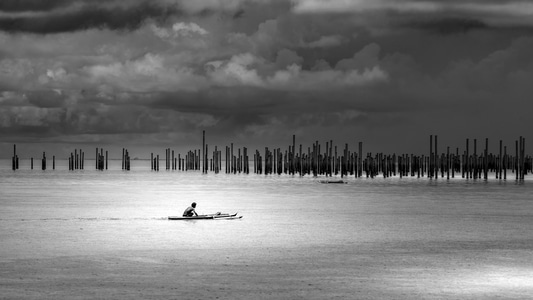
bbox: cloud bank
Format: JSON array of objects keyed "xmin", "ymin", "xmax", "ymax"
[{"xmin": 1, "ymin": 0, "xmax": 532, "ymax": 157}]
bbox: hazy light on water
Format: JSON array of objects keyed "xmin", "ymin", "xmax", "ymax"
[
  {"xmin": 443, "ymin": 267, "xmax": 533, "ymax": 296},
  {"xmin": 1, "ymin": 161, "xmax": 533, "ymax": 298}
]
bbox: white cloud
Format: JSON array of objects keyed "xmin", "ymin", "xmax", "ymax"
[
  {"xmin": 85, "ymin": 53, "xmax": 208, "ymax": 92},
  {"xmin": 205, "ymin": 47, "xmax": 389, "ymax": 90},
  {"xmin": 206, "ymin": 53, "xmax": 265, "ymax": 87},
  {"xmin": 267, "ymin": 64, "xmax": 389, "ymax": 90},
  {"xmin": 172, "ymin": 22, "xmax": 209, "ymax": 36},
  {"xmin": 151, "ymin": 22, "xmax": 208, "ymax": 39},
  {"xmin": 150, "ymin": 24, "xmax": 172, "ymax": 39},
  {"xmin": 38, "ymin": 68, "xmax": 69, "ymax": 86},
  {"xmin": 46, "ymin": 68, "xmax": 67, "ymax": 81},
  {"xmin": 341, "ymin": 66, "xmax": 389, "ymax": 86},
  {"xmin": 306, "ymin": 35, "xmax": 348, "ymax": 48}
]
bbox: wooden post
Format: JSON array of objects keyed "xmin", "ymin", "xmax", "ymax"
[
  {"xmin": 515, "ymin": 141, "xmax": 519, "ymax": 180},
  {"xmin": 214, "ymin": 146, "xmax": 218, "ymax": 173},
  {"xmin": 74, "ymin": 149, "xmax": 77, "ymax": 169},
  {"xmin": 521, "ymin": 136, "xmax": 525, "ymax": 180},
  {"xmin": 498, "ymin": 140, "xmax": 502, "ymax": 179},
  {"xmin": 226, "ymin": 146, "xmax": 229, "ymax": 173},
  {"xmin": 453, "ymin": 148, "xmax": 458, "ymax": 178},
  {"xmin": 358, "ymin": 142, "xmax": 362, "ymax": 178},
  {"xmin": 473, "ymin": 139, "xmax": 477, "ymax": 179},
  {"xmin": 264, "ymin": 147, "xmax": 268, "ymax": 175},
  {"xmin": 300, "ymin": 144, "xmax": 303, "ymax": 176},
  {"xmin": 466, "ymin": 139, "xmax": 470, "ymax": 178},
  {"xmin": 417, "ymin": 155, "xmax": 421, "ymax": 178},
  {"xmin": 292, "ymin": 135, "xmax": 296, "ymax": 175},
  {"xmin": 324, "ymin": 141, "xmax": 329, "ymax": 177},
  {"xmin": 329, "ymin": 140, "xmax": 333, "ymax": 177},
  {"xmin": 202, "ymin": 131, "xmax": 206, "ymax": 173},
  {"xmin": 503, "ymin": 146, "xmax": 507, "ymax": 180},
  {"xmin": 429, "ymin": 135, "xmax": 433, "ymax": 178},
  {"xmin": 12, "ymin": 144, "xmax": 16, "ymax": 170},
  {"xmin": 484, "ymin": 138, "xmax": 488, "ymax": 180},
  {"xmin": 434, "ymin": 135, "xmax": 438, "ymax": 179},
  {"xmin": 206, "ymin": 144, "xmax": 209, "ymax": 174},
  {"xmin": 446, "ymin": 147, "xmax": 450, "ymax": 179},
  {"xmin": 42, "ymin": 152, "xmax": 46, "ymax": 170}
]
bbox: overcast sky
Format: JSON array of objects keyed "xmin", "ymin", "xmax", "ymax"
[{"xmin": 1, "ymin": 0, "xmax": 532, "ymax": 159}]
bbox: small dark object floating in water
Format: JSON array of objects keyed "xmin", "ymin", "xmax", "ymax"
[
  {"xmin": 319, "ymin": 180, "xmax": 346, "ymax": 184},
  {"xmin": 168, "ymin": 212, "xmax": 242, "ymax": 220}
]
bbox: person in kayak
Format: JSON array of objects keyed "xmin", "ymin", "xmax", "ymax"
[{"xmin": 183, "ymin": 202, "xmax": 198, "ymax": 217}]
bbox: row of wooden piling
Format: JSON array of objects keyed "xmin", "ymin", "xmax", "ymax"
[
  {"xmin": 69, "ymin": 149, "xmax": 84, "ymax": 170},
  {"xmin": 197, "ymin": 134, "xmax": 531, "ymax": 180},
  {"xmin": 424, "ymin": 136, "xmax": 529, "ymax": 180},
  {"xmin": 25, "ymin": 152, "xmax": 55, "ymax": 170},
  {"xmin": 12, "ymin": 144, "xmax": 56, "ymax": 170},
  {"xmin": 150, "ymin": 149, "xmax": 202, "ymax": 171},
  {"xmin": 252, "ymin": 140, "xmax": 365, "ymax": 177},
  {"xmin": 7, "ymin": 134, "xmax": 532, "ymax": 180}
]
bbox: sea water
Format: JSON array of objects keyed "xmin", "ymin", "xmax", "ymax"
[{"xmin": 1, "ymin": 159, "xmax": 533, "ymax": 297}]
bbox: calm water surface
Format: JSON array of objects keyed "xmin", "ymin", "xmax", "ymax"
[{"xmin": 1, "ymin": 159, "xmax": 532, "ymax": 262}]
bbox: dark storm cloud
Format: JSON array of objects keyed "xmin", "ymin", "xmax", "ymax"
[
  {"xmin": 1, "ymin": 0, "xmax": 533, "ymax": 156},
  {"xmin": 0, "ymin": 0, "xmax": 73, "ymax": 12},
  {"xmin": 0, "ymin": 124, "xmax": 50, "ymax": 137},
  {"xmin": 25, "ymin": 91, "xmax": 68, "ymax": 108},
  {"xmin": 0, "ymin": 1, "xmax": 177, "ymax": 34},
  {"xmin": 149, "ymin": 88, "xmax": 287, "ymax": 115},
  {"xmin": 293, "ymin": 0, "xmax": 533, "ymax": 33},
  {"xmin": 407, "ymin": 17, "xmax": 488, "ymax": 35}
]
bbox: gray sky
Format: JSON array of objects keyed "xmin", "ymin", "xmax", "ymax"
[{"xmin": 1, "ymin": 0, "xmax": 532, "ymax": 159}]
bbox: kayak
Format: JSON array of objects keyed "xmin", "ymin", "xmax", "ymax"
[
  {"xmin": 319, "ymin": 180, "xmax": 346, "ymax": 184},
  {"xmin": 168, "ymin": 212, "xmax": 242, "ymax": 220}
]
